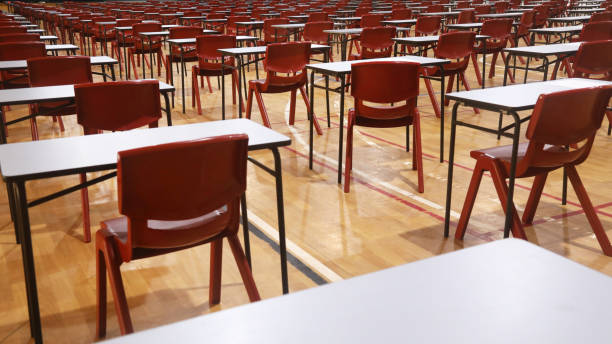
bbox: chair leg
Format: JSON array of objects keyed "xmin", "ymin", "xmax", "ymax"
[
  {"xmin": 289, "ymin": 89, "xmax": 297, "ymax": 125},
  {"xmin": 444, "ymin": 74, "xmax": 455, "ymax": 106},
  {"xmin": 96, "ymin": 240, "xmax": 107, "ymax": 338},
  {"xmin": 230, "ymin": 72, "xmax": 237, "ymax": 105},
  {"xmin": 232, "ymin": 70, "xmax": 244, "ymax": 112},
  {"xmin": 488, "ymin": 51, "xmax": 499, "ymax": 79},
  {"xmin": 502, "ymin": 52, "xmax": 516, "ymax": 84},
  {"xmin": 80, "ymin": 173, "xmax": 91, "ymax": 243},
  {"xmin": 129, "ymin": 52, "xmax": 139, "ymax": 79},
  {"xmin": 423, "ymin": 73, "xmax": 441, "ymax": 118},
  {"xmin": 246, "ymin": 86, "xmax": 254, "ymax": 120},
  {"xmin": 299, "ymin": 86, "xmax": 323, "ymax": 135},
  {"xmin": 193, "ymin": 69, "xmax": 202, "ymax": 115},
  {"xmin": 102, "ymin": 235, "xmax": 133, "ymax": 335},
  {"xmin": 459, "ymin": 72, "xmax": 480, "ymax": 114},
  {"xmin": 227, "ymin": 234, "xmax": 261, "ymax": 302},
  {"xmin": 566, "ymin": 165, "xmax": 612, "ymax": 256},
  {"xmin": 455, "ymin": 160, "xmax": 486, "ymax": 240},
  {"xmin": 207, "ymin": 76, "xmax": 213, "ymax": 93},
  {"xmin": 489, "ymin": 159, "xmax": 527, "ymax": 239},
  {"xmin": 344, "ymin": 114, "xmax": 355, "ymax": 193},
  {"xmin": 253, "ymin": 88, "xmax": 272, "ymax": 128},
  {"xmin": 57, "ymin": 116, "xmax": 65, "ymax": 132},
  {"xmin": 209, "ymin": 238, "xmax": 223, "ymax": 306},
  {"xmin": 413, "ymin": 109, "xmax": 424, "ymax": 193},
  {"xmin": 522, "ymin": 173, "xmax": 548, "ymax": 225},
  {"xmin": 471, "ymin": 53, "xmax": 483, "ymax": 86}
]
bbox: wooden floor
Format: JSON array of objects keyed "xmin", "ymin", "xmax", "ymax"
[{"xmin": 2, "ymin": 13, "xmax": 612, "ymax": 344}]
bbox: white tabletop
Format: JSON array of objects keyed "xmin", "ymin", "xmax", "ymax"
[
  {"xmin": 0, "ymin": 119, "xmax": 290, "ymax": 181},
  {"xmin": 446, "ymin": 78, "xmax": 612, "ymax": 111},
  {"xmin": 307, "ymin": 55, "xmax": 449, "ymax": 74},
  {"xmin": 101, "ymin": 239, "xmax": 612, "ymax": 344},
  {"xmin": 504, "ymin": 42, "xmax": 582, "ymax": 56},
  {"xmin": 0, "ymin": 55, "xmax": 117, "ymax": 70},
  {"xmin": 219, "ymin": 44, "xmax": 330, "ymax": 56}
]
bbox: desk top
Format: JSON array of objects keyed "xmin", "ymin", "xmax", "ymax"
[
  {"xmin": 219, "ymin": 44, "xmax": 330, "ymax": 56},
  {"xmin": 548, "ymin": 15, "xmax": 591, "ymax": 22},
  {"xmin": 0, "ymin": 55, "xmax": 117, "ymax": 71},
  {"xmin": 394, "ymin": 34, "xmax": 489, "ymax": 44},
  {"xmin": 0, "ymin": 119, "xmax": 289, "ymax": 181},
  {"xmin": 421, "ymin": 11, "xmax": 460, "ymax": 16},
  {"xmin": 100, "ymin": 239, "xmax": 612, "ymax": 344},
  {"xmin": 168, "ymin": 35, "xmax": 256, "ymax": 45},
  {"xmin": 504, "ymin": 42, "xmax": 581, "ymax": 57},
  {"xmin": 529, "ymin": 25, "xmax": 583, "ymax": 34},
  {"xmin": 324, "ymin": 28, "xmax": 363, "ymax": 35},
  {"xmin": 476, "ymin": 12, "xmax": 522, "ymax": 18},
  {"xmin": 235, "ymin": 21, "xmax": 264, "ymax": 25},
  {"xmin": 446, "ymin": 78, "xmax": 612, "ymax": 112},
  {"xmin": 0, "ymin": 80, "xmax": 173, "ymax": 107},
  {"xmin": 271, "ymin": 23, "xmax": 305, "ymax": 29},
  {"xmin": 307, "ymin": 55, "xmax": 450, "ymax": 75},
  {"xmin": 45, "ymin": 44, "xmax": 79, "ymax": 51},
  {"xmin": 381, "ymin": 19, "xmax": 417, "ymax": 25}
]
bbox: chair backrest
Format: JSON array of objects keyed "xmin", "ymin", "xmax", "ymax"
[
  {"xmin": 0, "ymin": 26, "xmax": 27, "ymax": 34},
  {"xmin": 435, "ymin": 31, "xmax": 476, "ymax": 59},
  {"xmin": 169, "ymin": 26, "xmax": 202, "ymax": 39},
  {"xmin": 474, "ymin": 4, "xmax": 491, "ymax": 15},
  {"xmin": 350, "ymin": 61, "xmax": 420, "ymax": 119},
  {"xmin": 572, "ymin": 40, "xmax": 612, "ymax": 78},
  {"xmin": 195, "ymin": 34, "xmax": 235, "ymax": 61},
  {"xmin": 457, "ymin": 9, "xmax": 475, "ymax": 24},
  {"xmin": 361, "ymin": 14, "xmax": 384, "ymax": 28},
  {"xmin": 0, "ymin": 33, "xmax": 39, "ymax": 42},
  {"xmin": 456, "ymin": 1, "xmax": 471, "ymax": 9},
  {"xmin": 227, "ymin": 15, "xmax": 250, "ymax": 28},
  {"xmin": 520, "ymin": 85, "xmax": 612, "ymax": 171},
  {"xmin": 132, "ymin": 22, "xmax": 161, "ymax": 34},
  {"xmin": 0, "ymin": 41, "xmax": 46, "ymax": 60},
  {"xmin": 590, "ymin": 12, "xmax": 612, "ymax": 22},
  {"xmin": 359, "ymin": 26, "xmax": 396, "ymax": 58},
  {"xmin": 426, "ymin": 4, "xmax": 444, "ymax": 13},
  {"xmin": 265, "ymin": 41, "xmax": 310, "ymax": 73},
  {"xmin": 481, "ymin": 19, "xmax": 513, "ymax": 40},
  {"xmin": 74, "ymin": 80, "xmax": 161, "ymax": 133},
  {"xmin": 415, "ymin": 15, "xmax": 441, "ymax": 35},
  {"xmin": 116, "ymin": 18, "xmax": 140, "ymax": 27},
  {"xmin": 580, "ymin": 21, "xmax": 612, "ymax": 42},
  {"xmin": 27, "ymin": 56, "xmax": 92, "ymax": 87},
  {"xmin": 494, "ymin": 1, "xmax": 509, "ymax": 13},
  {"xmin": 117, "ymin": 134, "xmax": 248, "ymax": 254},
  {"xmin": 263, "ymin": 17, "xmax": 289, "ymax": 42},
  {"xmin": 308, "ymin": 12, "xmax": 328, "ymax": 22},
  {"xmin": 355, "ymin": 7, "xmax": 372, "ymax": 16},
  {"xmin": 391, "ymin": 8, "xmax": 412, "ymax": 20},
  {"xmin": 303, "ymin": 21, "xmax": 333, "ymax": 43},
  {"xmin": 93, "ymin": 16, "xmax": 114, "ymax": 23}
]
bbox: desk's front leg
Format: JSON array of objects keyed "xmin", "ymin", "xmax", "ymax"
[
  {"xmin": 14, "ymin": 181, "xmax": 43, "ymax": 344},
  {"xmin": 444, "ymin": 102, "xmax": 461, "ymax": 237},
  {"xmin": 162, "ymin": 91, "xmax": 172, "ymax": 126},
  {"xmin": 440, "ymin": 65, "xmax": 445, "ymax": 163},
  {"xmin": 271, "ymin": 147, "xmax": 289, "ymax": 294},
  {"xmin": 240, "ymin": 194, "xmax": 251, "ymax": 268},
  {"xmin": 338, "ymin": 74, "xmax": 346, "ymax": 184},
  {"xmin": 309, "ymin": 70, "xmax": 315, "ymax": 170}
]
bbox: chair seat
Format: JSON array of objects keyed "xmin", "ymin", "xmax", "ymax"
[
  {"xmin": 36, "ymin": 101, "xmax": 76, "ymax": 117},
  {"xmin": 470, "ymin": 142, "xmax": 564, "ymax": 162},
  {"xmin": 249, "ymin": 79, "xmax": 304, "ymax": 93},
  {"xmin": 102, "ymin": 205, "xmax": 231, "ymax": 259},
  {"xmin": 348, "ymin": 107, "xmax": 415, "ymax": 128}
]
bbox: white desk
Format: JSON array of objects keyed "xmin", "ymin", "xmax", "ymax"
[
  {"xmin": 102, "ymin": 239, "xmax": 612, "ymax": 343},
  {"xmin": 1, "ymin": 119, "xmax": 292, "ymax": 344}
]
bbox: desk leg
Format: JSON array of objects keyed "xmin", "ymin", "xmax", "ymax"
[
  {"xmin": 240, "ymin": 194, "xmax": 251, "ymax": 268},
  {"xmin": 309, "ymin": 70, "xmax": 315, "ymax": 170},
  {"xmin": 503, "ymin": 111, "xmax": 522, "ymax": 238},
  {"xmin": 481, "ymin": 41, "xmax": 486, "ymax": 89},
  {"xmin": 341, "ymin": 34, "xmax": 347, "ymax": 61},
  {"xmin": 523, "ymin": 57, "xmax": 530, "ymax": 84},
  {"xmin": 237, "ymin": 55, "xmax": 243, "ymax": 118},
  {"xmin": 271, "ymin": 147, "xmax": 289, "ymax": 294},
  {"xmin": 543, "ymin": 57, "xmax": 549, "ymax": 81},
  {"xmin": 338, "ymin": 75, "xmax": 345, "ymax": 184},
  {"xmin": 163, "ymin": 92, "xmax": 172, "ymax": 126},
  {"xmin": 148, "ymin": 36, "xmax": 154, "ymax": 79},
  {"xmin": 6, "ymin": 181, "xmax": 17, "ymax": 243},
  {"xmin": 101, "ymin": 64, "xmax": 107, "ymax": 82},
  {"xmin": 168, "ymin": 45, "xmax": 174, "ymax": 108},
  {"xmin": 110, "ymin": 64, "xmax": 115, "ymax": 81},
  {"xmin": 444, "ymin": 102, "xmax": 461, "ymax": 238},
  {"xmin": 221, "ymin": 63, "xmax": 226, "ymax": 120},
  {"xmin": 440, "ymin": 66, "xmax": 445, "ymax": 163},
  {"xmin": 0, "ymin": 106, "xmax": 7, "ymax": 144},
  {"xmin": 14, "ymin": 181, "xmax": 43, "ymax": 344},
  {"xmin": 180, "ymin": 45, "xmax": 185, "ymax": 114}
]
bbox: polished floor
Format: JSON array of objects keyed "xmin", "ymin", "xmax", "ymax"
[{"xmin": 1, "ymin": 13, "xmax": 612, "ymax": 344}]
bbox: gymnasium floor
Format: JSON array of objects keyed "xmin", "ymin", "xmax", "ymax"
[{"xmin": 1, "ymin": 16, "xmax": 612, "ymax": 343}]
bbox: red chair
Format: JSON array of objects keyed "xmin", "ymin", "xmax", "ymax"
[
  {"xmin": 571, "ymin": 40, "xmax": 612, "ymax": 134},
  {"xmin": 165, "ymin": 26, "xmax": 202, "ymax": 84},
  {"xmin": 90, "ymin": 16, "xmax": 117, "ymax": 56},
  {"xmin": 303, "ymin": 21, "xmax": 334, "ymax": 61},
  {"xmin": 344, "ymin": 61, "xmax": 423, "ymax": 193},
  {"xmin": 456, "ymin": 1, "xmax": 471, "ymax": 9},
  {"xmin": 74, "ymin": 80, "xmax": 162, "ymax": 243},
  {"xmin": 127, "ymin": 23, "xmax": 167, "ymax": 79},
  {"xmin": 474, "ymin": 4, "xmax": 491, "ymax": 16},
  {"xmin": 246, "ymin": 42, "xmax": 323, "ymax": 135},
  {"xmin": 263, "ymin": 17, "xmax": 289, "ymax": 44},
  {"xmin": 414, "ymin": 15, "xmax": 441, "ymax": 36},
  {"xmin": 111, "ymin": 19, "xmax": 140, "ymax": 72},
  {"xmin": 454, "ymin": 86, "xmax": 612, "ymax": 257},
  {"xmin": 348, "ymin": 14, "xmax": 385, "ymax": 56},
  {"xmin": 425, "ymin": 4, "xmax": 444, "ymax": 13},
  {"xmin": 423, "ymin": 31, "xmax": 480, "ymax": 118},
  {"xmin": 589, "ymin": 11, "xmax": 612, "ymax": 22},
  {"xmin": 349, "ymin": 26, "xmax": 396, "ymax": 60},
  {"xmin": 471, "ymin": 19, "xmax": 515, "ymax": 86},
  {"xmin": 226, "ymin": 15, "xmax": 251, "ymax": 36},
  {"xmin": 0, "ymin": 26, "xmax": 27, "ymax": 34},
  {"xmin": 0, "ymin": 33, "xmax": 40, "ymax": 42},
  {"xmin": 95, "ymin": 134, "xmax": 260, "ymax": 337},
  {"xmin": 191, "ymin": 35, "xmax": 242, "ymax": 116},
  {"xmin": 391, "ymin": 8, "xmax": 412, "ymax": 19},
  {"xmin": 457, "ymin": 10, "xmax": 475, "ymax": 24},
  {"xmin": 494, "ymin": 1, "xmax": 510, "ymax": 13},
  {"xmin": 308, "ymin": 13, "xmax": 328, "ymax": 22},
  {"xmin": 574, "ymin": 21, "xmax": 612, "ymax": 42},
  {"xmin": 27, "ymin": 56, "xmax": 92, "ymax": 141},
  {"xmin": 0, "ymin": 42, "xmax": 46, "ymax": 89}
]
